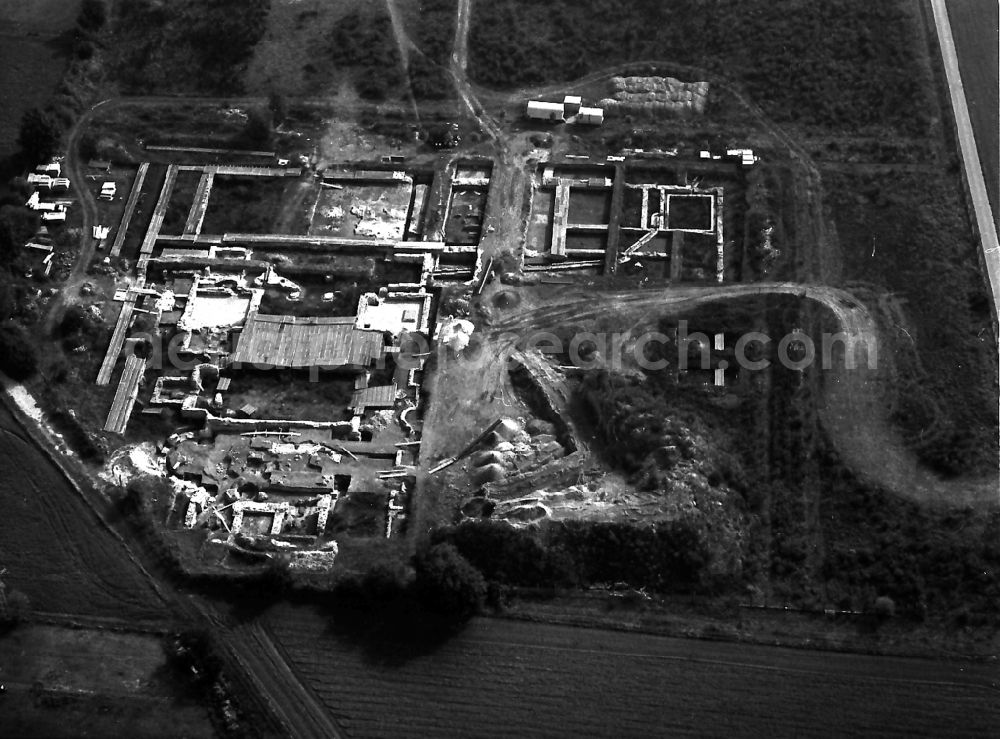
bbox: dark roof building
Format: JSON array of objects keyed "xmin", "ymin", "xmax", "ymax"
[
  {"xmin": 231, "ymin": 313, "xmax": 385, "ymax": 371},
  {"xmin": 350, "ymin": 383, "xmax": 398, "ymax": 413}
]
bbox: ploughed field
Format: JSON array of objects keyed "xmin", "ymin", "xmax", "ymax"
[
  {"xmin": 0, "ymin": 401, "xmax": 164, "ymax": 621},
  {"xmin": 264, "ymin": 604, "xmax": 1000, "ymax": 738}
]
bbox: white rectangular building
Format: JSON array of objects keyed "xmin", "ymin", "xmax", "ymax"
[
  {"xmin": 577, "ymin": 106, "xmax": 604, "ymax": 125},
  {"xmin": 526, "ymin": 100, "xmax": 565, "ymax": 121}
]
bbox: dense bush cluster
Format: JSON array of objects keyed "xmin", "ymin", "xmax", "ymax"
[
  {"xmin": 409, "ymin": 56, "xmax": 452, "ymax": 101},
  {"xmin": 820, "ymin": 472, "xmax": 1000, "ymax": 621},
  {"xmin": 469, "ymin": 0, "xmax": 930, "ymax": 134},
  {"xmin": 577, "ymin": 370, "xmax": 747, "ymax": 492},
  {"xmin": 413, "ymin": 542, "xmax": 487, "ymax": 618},
  {"xmin": 55, "ymin": 304, "xmax": 106, "ymax": 353},
  {"xmin": 17, "ymin": 109, "xmax": 61, "ymax": 164},
  {"xmin": 0, "ymin": 204, "xmax": 40, "ymax": 269},
  {"xmin": 328, "ymin": 10, "xmax": 403, "ymax": 101},
  {"xmin": 0, "ymin": 322, "xmax": 39, "ymax": 380},
  {"xmin": 430, "ymin": 519, "xmax": 714, "ymax": 594},
  {"xmin": 112, "ymin": 0, "xmax": 270, "ymax": 94}
]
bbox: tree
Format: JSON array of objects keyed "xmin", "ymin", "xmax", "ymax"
[
  {"xmin": 79, "ymin": 0, "xmax": 107, "ymax": 30},
  {"xmin": 410, "ymin": 57, "xmax": 451, "ymax": 100},
  {"xmin": 267, "ymin": 92, "xmax": 288, "ymax": 126},
  {"xmin": 238, "ymin": 106, "xmax": 273, "ymax": 148},
  {"xmin": 0, "ymin": 280, "xmax": 13, "ymax": 321},
  {"xmin": 78, "ymin": 132, "xmax": 99, "ymax": 162},
  {"xmin": 874, "ymin": 595, "xmax": 896, "ymax": 619},
  {"xmin": 414, "ymin": 542, "xmax": 486, "ymax": 620},
  {"xmin": 17, "ymin": 108, "xmax": 61, "ymax": 163},
  {"xmin": 0, "ymin": 206, "xmax": 40, "ymax": 267},
  {"xmin": 0, "ymin": 581, "xmax": 31, "ymax": 630},
  {"xmin": 4, "ymin": 177, "xmax": 32, "ymax": 204},
  {"xmin": 57, "ymin": 304, "xmax": 90, "ymax": 337},
  {"xmin": 0, "ymin": 323, "xmax": 39, "ymax": 380}
]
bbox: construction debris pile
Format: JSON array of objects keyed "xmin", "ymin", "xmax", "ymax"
[
  {"xmin": 163, "ymin": 431, "xmax": 393, "ymax": 550},
  {"xmin": 599, "ymin": 77, "xmax": 709, "ymax": 116},
  {"xmin": 468, "ymin": 418, "xmax": 567, "ymax": 487}
]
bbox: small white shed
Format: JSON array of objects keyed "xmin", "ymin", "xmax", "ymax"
[{"xmin": 577, "ymin": 106, "xmax": 604, "ymax": 125}]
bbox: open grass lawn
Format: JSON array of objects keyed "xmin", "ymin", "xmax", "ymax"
[
  {"xmin": 199, "ymin": 176, "xmax": 289, "ymax": 234},
  {"xmin": 0, "ymin": 625, "xmax": 212, "ymax": 739},
  {"xmin": 0, "ymin": 0, "xmax": 79, "ymax": 32}
]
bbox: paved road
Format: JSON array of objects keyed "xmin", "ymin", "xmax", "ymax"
[
  {"xmin": 946, "ymin": 0, "xmax": 1000, "ymax": 229},
  {"xmin": 930, "ymin": 0, "xmax": 1000, "ymax": 317}
]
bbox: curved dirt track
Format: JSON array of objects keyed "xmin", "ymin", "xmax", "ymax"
[{"xmin": 488, "ymin": 283, "xmax": 998, "ymax": 508}]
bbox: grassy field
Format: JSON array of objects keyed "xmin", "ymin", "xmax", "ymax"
[
  {"xmin": 948, "ymin": 0, "xmax": 1000, "ymax": 228},
  {"xmin": 469, "ymin": 0, "xmax": 931, "ymax": 136},
  {"xmin": 0, "ymin": 0, "xmax": 80, "ymax": 158},
  {"xmin": 199, "ymin": 176, "xmax": 290, "ymax": 234},
  {"xmin": 0, "ymin": 624, "xmax": 212, "ymax": 739},
  {"xmin": 244, "ymin": 0, "xmax": 365, "ymax": 96},
  {"xmin": 827, "ymin": 167, "xmax": 998, "ymax": 474},
  {"xmin": 264, "ymin": 606, "xmax": 1000, "ymax": 737},
  {"xmin": 0, "ymin": 38, "xmax": 68, "ymax": 159}
]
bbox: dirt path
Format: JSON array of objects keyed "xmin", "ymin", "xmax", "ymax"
[
  {"xmin": 453, "ymin": 0, "xmax": 471, "ymax": 72},
  {"xmin": 208, "ymin": 609, "xmax": 346, "ymax": 739},
  {"xmin": 485, "ymin": 283, "xmax": 999, "ymax": 508},
  {"xmin": 450, "ymin": 0, "xmax": 504, "ymax": 147},
  {"xmin": 384, "ymin": 0, "xmax": 417, "ymax": 71},
  {"xmin": 45, "ymin": 95, "xmax": 269, "ymax": 336}
]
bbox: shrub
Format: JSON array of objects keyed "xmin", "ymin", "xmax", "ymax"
[
  {"xmin": 164, "ymin": 630, "xmax": 224, "ymax": 690},
  {"xmin": 79, "ymin": 0, "xmax": 108, "ymax": 30},
  {"xmin": 233, "ymin": 106, "xmax": 273, "ymax": 148},
  {"xmin": 0, "ymin": 322, "xmax": 39, "ymax": 380},
  {"xmin": 430, "ymin": 521, "xmax": 573, "ymax": 588},
  {"xmin": 0, "ymin": 280, "xmax": 13, "ymax": 321},
  {"xmin": 874, "ymin": 595, "xmax": 896, "ymax": 618},
  {"xmin": 111, "ymin": 0, "xmax": 269, "ymax": 94},
  {"xmin": 410, "ymin": 57, "xmax": 452, "ymax": 100},
  {"xmin": 268, "ymin": 92, "xmax": 288, "ymax": 126},
  {"xmin": 17, "ymin": 108, "xmax": 61, "ymax": 163},
  {"xmin": 0, "ymin": 586, "xmax": 30, "ymax": 629},
  {"xmin": 78, "ymin": 132, "xmax": 99, "ymax": 162},
  {"xmin": 414, "ymin": 542, "xmax": 486, "ymax": 619},
  {"xmin": 74, "ymin": 37, "xmax": 96, "ymax": 61},
  {"xmin": 57, "ymin": 304, "xmax": 90, "ymax": 338}
]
